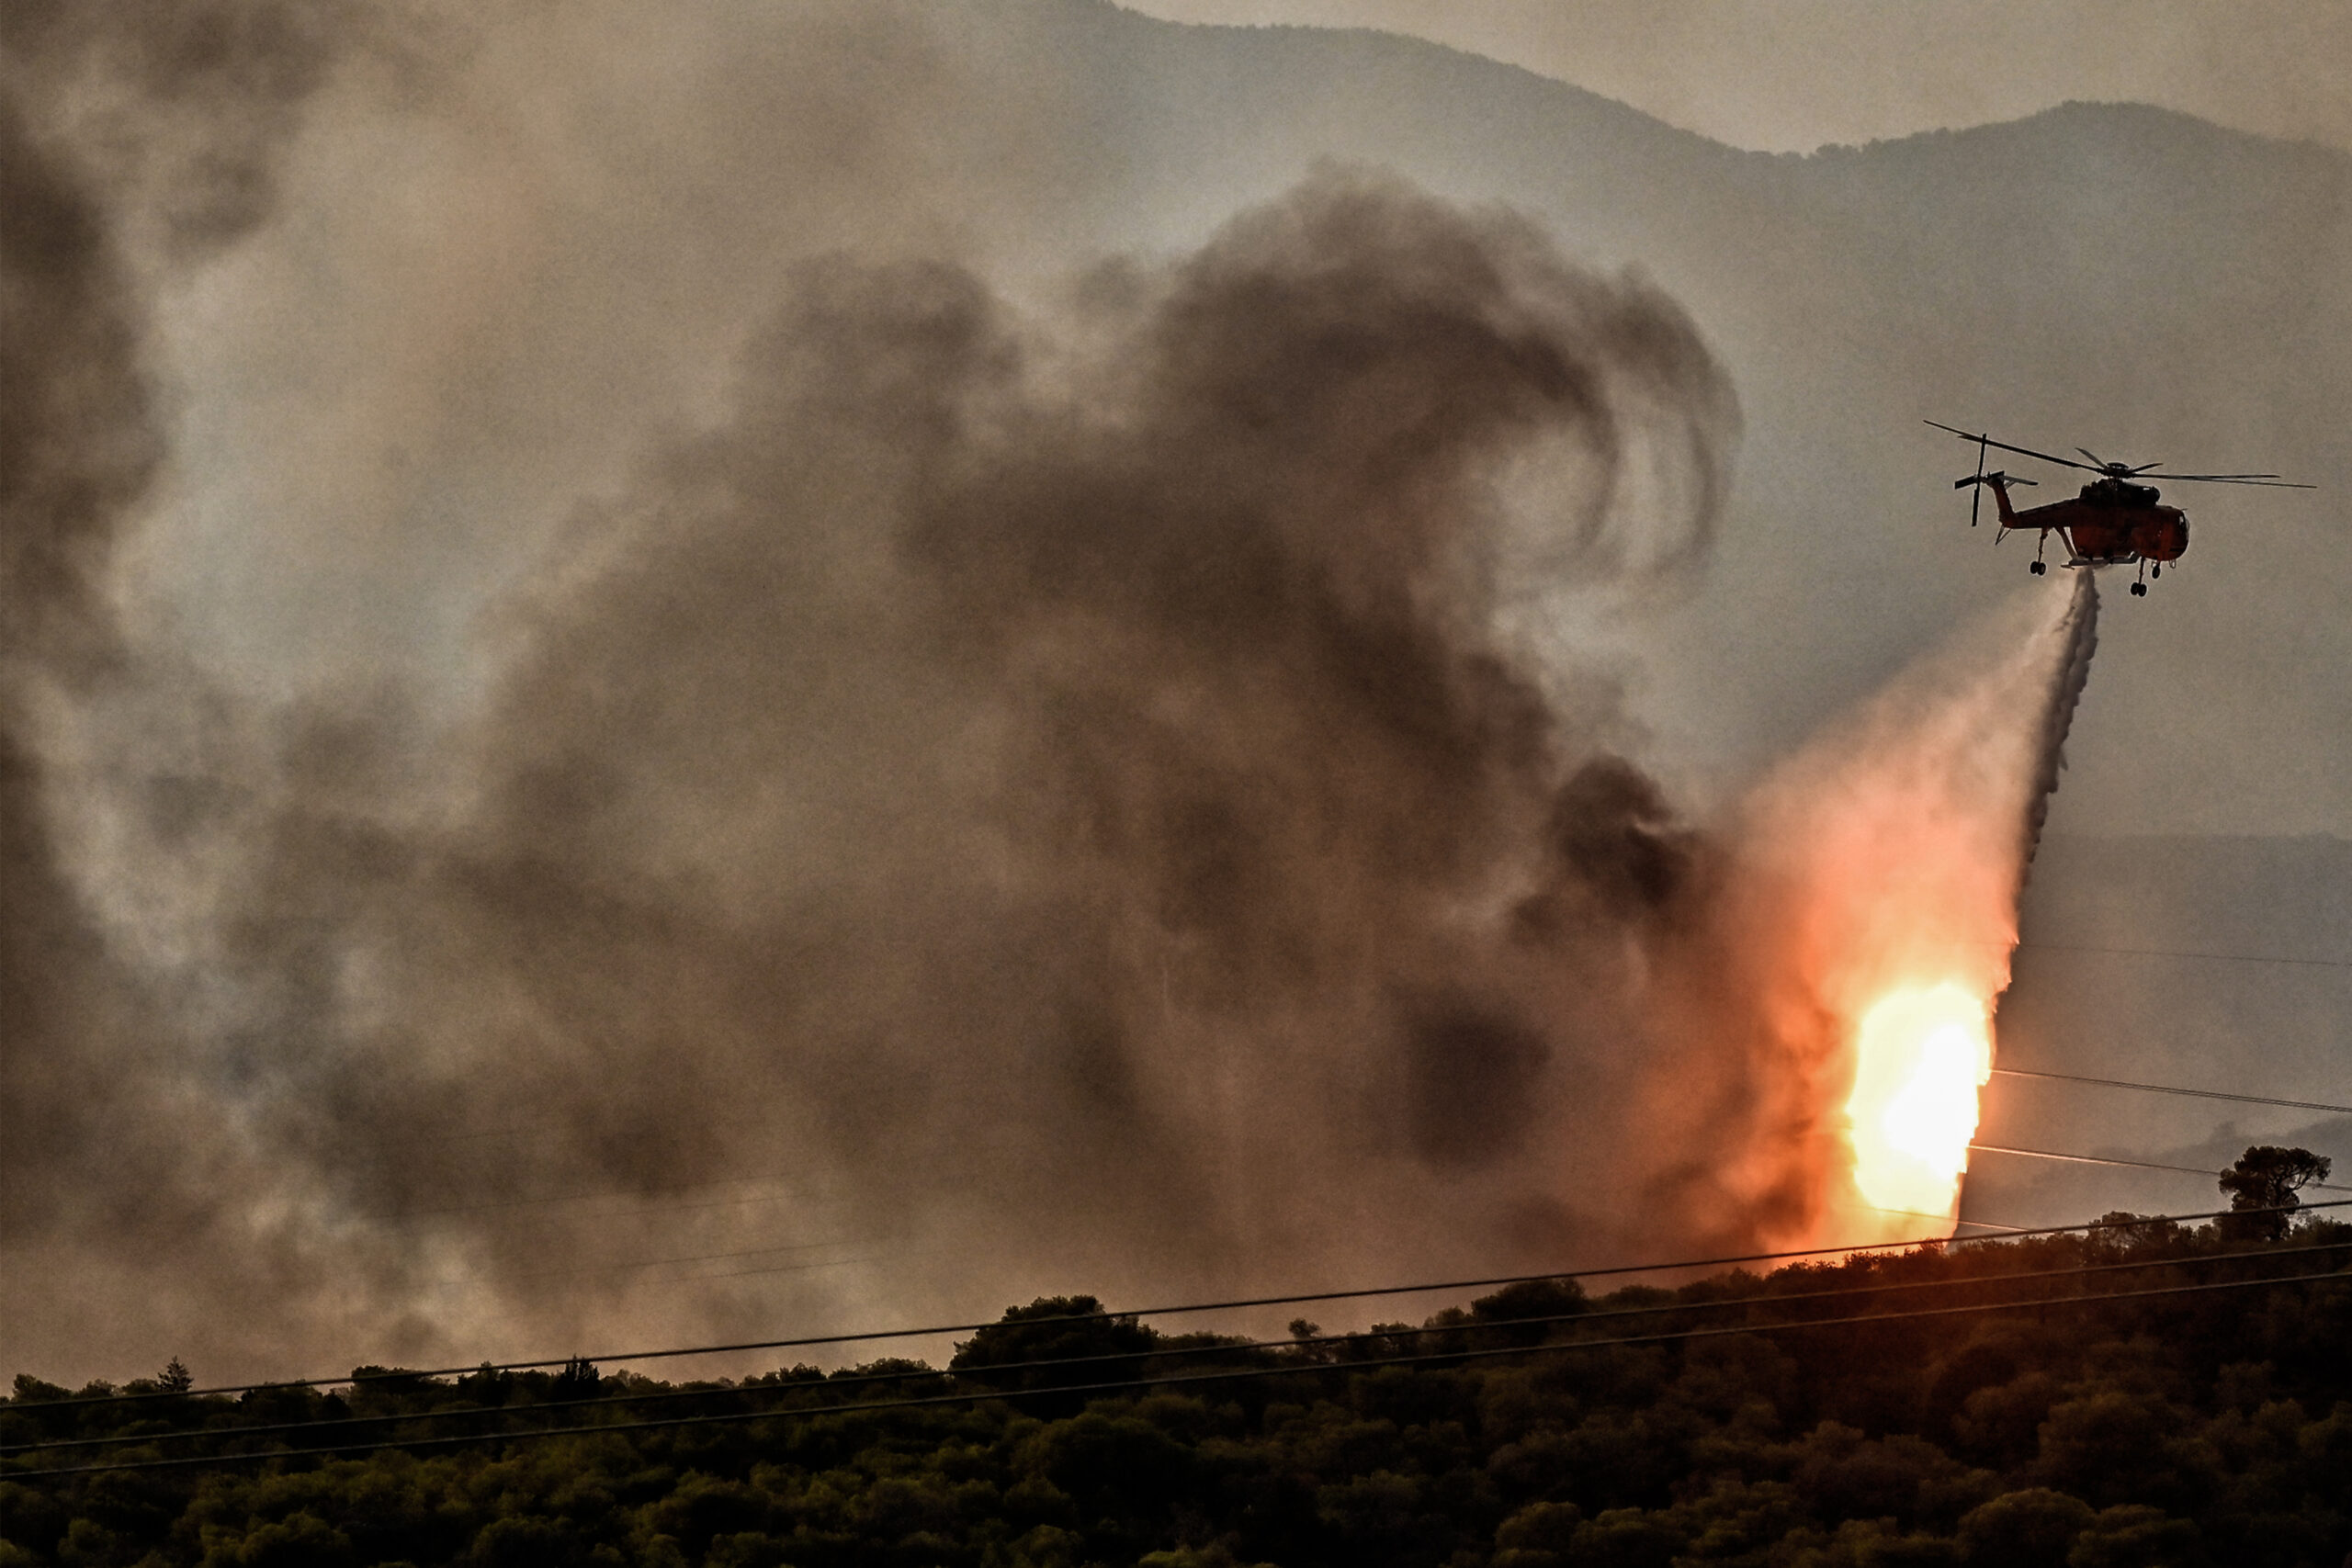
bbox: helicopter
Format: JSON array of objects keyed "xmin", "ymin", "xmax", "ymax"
[{"xmin": 1926, "ymin": 421, "xmax": 2312, "ymax": 595}]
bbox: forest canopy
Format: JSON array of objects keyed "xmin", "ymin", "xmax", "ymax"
[{"xmin": 4, "ymin": 1188, "xmax": 2348, "ymax": 1568}]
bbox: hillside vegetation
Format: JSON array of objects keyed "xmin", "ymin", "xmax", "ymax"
[{"xmin": 5, "ymin": 1212, "xmax": 2347, "ymax": 1568}]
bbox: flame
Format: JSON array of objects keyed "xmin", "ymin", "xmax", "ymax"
[
  {"xmin": 1844, "ymin": 983, "xmax": 1992, "ymax": 1218},
  {"xmin": 1698, "ymin": 578, "xmax": 2097, "ymax": 1251}
]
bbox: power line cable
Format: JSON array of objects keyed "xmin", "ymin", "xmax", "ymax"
[
  {"xmin": 12, "ymin": 1195, "xmax": 2346, "ymax": 1416},
  {"xmin": 15, "ymin": 1235, "xmax": 2344, "ymax": 1462},
  {"xmin": 1989, "ymin": 1066, "xmax": 2351, "ymax": 1118},
  {"xmin": 15, "ymin": 1260, "xmax": 2346, "ymax": 1482},
  {"xmin": 1871, "ymin": 1205, "xmax": 2030, "ymax": 1234},
  {"xmin": 2016, "ymin": 939, "xmax": 2352, "ymax": 972},
  {"xmin": 1970, "ymin": 1143, "xmax": 2350, "ymax": 1191}
]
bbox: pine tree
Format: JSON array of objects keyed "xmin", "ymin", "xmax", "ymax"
[{"xmin": 2218, "ymin": 1145, "xmax": 2333, "ymax": 1240}]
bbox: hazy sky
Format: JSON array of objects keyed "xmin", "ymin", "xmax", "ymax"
[{"xmin": 1117, "ymin": 0, "xmax": 2352, "ymax": 154}]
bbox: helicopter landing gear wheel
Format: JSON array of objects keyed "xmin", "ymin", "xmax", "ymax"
[
  {"xmin": 2030, "ymin": 560, "xmax": 2047, "ymax": 576},
  {"xmin": 2151, "ymin": 563, "xmax": 2162, "ymax": 579},
  {"xmin": 2130, "ymin": 581, "xmax": 2147, "ymax": 596}
]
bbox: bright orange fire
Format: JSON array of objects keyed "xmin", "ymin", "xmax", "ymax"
[
  {"xmin": 1844, "ymin": 983, "xmax": 1994, "ymax": 1219},
  {"xmin": 1712, "ymin": 579, "xmax": 2096, "ymax": 1251}
]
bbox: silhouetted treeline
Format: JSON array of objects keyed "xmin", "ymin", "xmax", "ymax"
[{"xmin": 3, "ymin": 1214, "xmax": 2348, "ymax": 1567}]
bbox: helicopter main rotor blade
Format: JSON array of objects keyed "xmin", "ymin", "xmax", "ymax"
[
  {"xmin": 2152, "ymin": 474, "xmax": 2316, "ymax": 488},
  {"xmin": 1924, "ymin": 421, "xmax": 2107, "ymax": 476},
  {"xmin": 2076, "ymin": 447, "xmax": 2115, "ymax": 469}
]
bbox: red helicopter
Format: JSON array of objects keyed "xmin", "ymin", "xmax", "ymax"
[{"xmin": 1927, "ymin": 421, "xmax": 2312, "ymax": 595}]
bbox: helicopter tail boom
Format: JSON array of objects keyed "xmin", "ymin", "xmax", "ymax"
[{"xmin": 1954, "ymin": 469, "xmax": 2033, "ymax": 526}]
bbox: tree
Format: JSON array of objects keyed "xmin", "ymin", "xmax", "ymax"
[
  {"xmin": 951, "ymin": 1296, "xmax": 1159, "ymax": 1397},
  {"xmin": 2217, "ymin": 1145, "xmax": 2332, "ymax": 1241},
  {"xmin": 157, "ymin": 1358, "xmax": 192, "ymax": 1395},
  {"xmin": 550, "ymin": 1356, "xmax": 602, "ymax": 1400},
  {"xmin": 1469, "ymin": 1278, "xmax": 1588, "ymax": 1348},
  {"xmin": 1955, "ymin": 1488, "xmax": 2093, "ymax": 1568}
]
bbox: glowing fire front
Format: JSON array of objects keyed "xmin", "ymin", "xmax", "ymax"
[
  {"xmin": 1713, "ymin": 575, "xmax": 2098, "ymax": 1250},
  {"xmin": 1844, "ymin": 984, "xmax": 1994, "ymax": 1218}
]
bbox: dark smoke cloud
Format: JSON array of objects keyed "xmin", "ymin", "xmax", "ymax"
[
  {"xmin": 401, "ymin": 170, "xmax": 1739, "ymax": 1300},
  {"xmin": 0, "ymin": 0, "xmax": 380, "ymax": 1366},
  {"xmin": 0, "ymin": 0, "xmax": 1799, "ymax": 1382},
  {"xmin": 7, "ymin": 155, "xmax": 1758, "ymax": 1377},
  {"xmin": 0, "ymin": 84, "xmax": 169, "ymax": 1250},
  {"xmin": 0, "ymin": 0, "xmax": 356, "ymax": 253},
  {"xmin": 0, "ymin": 139, "xmax": 108, "ymax": 1270}
]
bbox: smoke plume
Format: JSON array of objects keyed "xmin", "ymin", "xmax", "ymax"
[{"xmin": 0, "ymin": 0, "xmax": 392, "ymax": 1375}]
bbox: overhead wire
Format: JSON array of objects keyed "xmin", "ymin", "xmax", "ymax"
[
  {"xmin": 13, "ymin": 1257, "xmax": 2347, "ymax": 1482},
  {"xmin": 1970, "ymin": 1142, "xmax": 2352, "ymax": 1191},
  {"xmin": 1988, "ymin": 1066, "xmax": 2350, "ymax": 1118},
  {"xmin": 1870, "ymin": 1205, "xmax": 2031, "ymax": 1234},
  {"xmin": 11, "ymin": 1196, "xmax": 2346, "ymax": 1415},
  {"xmin": 12, "ymin": 1233, "xmax": 2346, "ymax": 1464},
  {"xmin": 2015, "ymin": 938, "xmax": 2352, "ymax": 972}
]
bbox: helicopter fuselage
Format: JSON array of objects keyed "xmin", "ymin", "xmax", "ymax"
[{"xmin": 1988, "ymin": 475, "xmax": 2188, "ymax": 566}]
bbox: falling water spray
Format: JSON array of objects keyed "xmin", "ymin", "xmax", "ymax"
[{"xmin": 1715, "ymin": 571, "xmax": 2102, "ymax": 1248}]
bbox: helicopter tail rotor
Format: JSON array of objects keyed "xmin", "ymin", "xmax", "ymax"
[{"xmin": 1955, "ymin": 469, "xmax": 2035, "ymax": 528}]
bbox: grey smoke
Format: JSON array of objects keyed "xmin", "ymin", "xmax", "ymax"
[
  {"xmin": 249, "ymin": 171, "xmax": 1742, "ymax": 1350},
  {"xmin": 5, "ymin": 118, "xmax": 1765, "ymax": 1374}
]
